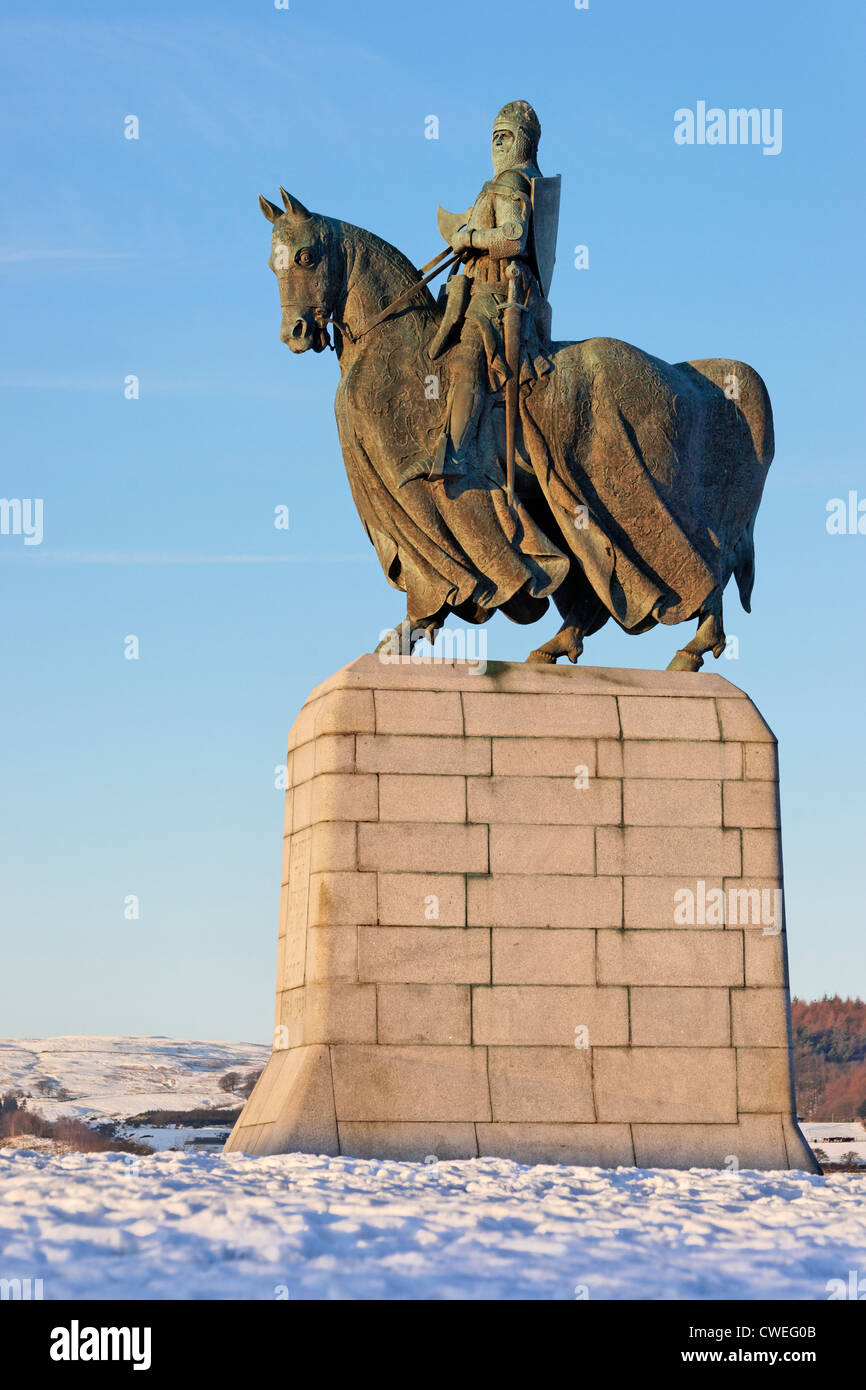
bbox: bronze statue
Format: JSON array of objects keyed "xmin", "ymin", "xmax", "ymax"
[
  {"xmin": 429, "ymin": 100, "xmax": 559, "ymax": 501},
  {"xmin": 259, "ymin": 101, "xmax": 773, "ymax": 669}
]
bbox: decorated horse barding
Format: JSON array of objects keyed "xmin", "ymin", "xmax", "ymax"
[{"xmin": 259, "ymin": 186, "xmax": 773, "ymax": 670}]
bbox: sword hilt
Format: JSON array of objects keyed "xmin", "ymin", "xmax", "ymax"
[{"xmin": 505, "ymin": 260, "xmax": 528, "ymax": 304}]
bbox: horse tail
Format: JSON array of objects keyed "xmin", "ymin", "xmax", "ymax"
[{"xmin": 732, "ymin": 512, "xmax": 756, "ymax": 613}]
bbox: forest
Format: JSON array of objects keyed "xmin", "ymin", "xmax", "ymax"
[{"xmin": 792, "ymin": 996, "xmax": 866, "ymax": 1120}]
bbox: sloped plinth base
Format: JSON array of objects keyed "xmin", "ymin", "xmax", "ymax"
[{"xmin": 226, "ymin": 657, "xmax": 817, "ymax": 1173}]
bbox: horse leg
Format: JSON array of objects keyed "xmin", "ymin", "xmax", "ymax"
[
  {"xmin": 526, "ymin": 571, "xmax": 608, "ymax": 665},
  {"xmin": 527, "ymin": 622, "xmax": 585, "ymax": 665},
  {"xmin": 667, "ymin": 589, "xmax": 726, "ymax": 672},
  {"xmin": 375, "ymin": 605, "xmax": 445, "ymax": 657}
]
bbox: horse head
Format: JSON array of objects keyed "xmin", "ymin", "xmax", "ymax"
[{"xmin": 259, "ymin": 188, "xmax": 342, "ymax": 353}]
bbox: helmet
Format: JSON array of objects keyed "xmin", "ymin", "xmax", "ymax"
[{"xmin": 493, "ymin": 100, "xmax": 541, "ymax": 148}]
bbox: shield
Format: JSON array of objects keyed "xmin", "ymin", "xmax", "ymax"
[{"xmin": 530, "ymin": 175, "xmax": 561, "ymax": 299}]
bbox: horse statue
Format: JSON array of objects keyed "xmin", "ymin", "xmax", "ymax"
[{"xmin": 259, "ymin": 186, "xmax": 773, "ymax": 670}]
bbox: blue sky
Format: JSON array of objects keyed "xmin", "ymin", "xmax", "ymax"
[{"xmin": 1, "ymin": 0, "xmax": 863, "ymax": 1041}]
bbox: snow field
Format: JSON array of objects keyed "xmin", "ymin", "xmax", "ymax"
[{"xmin": 1, "ymin": 1149, "xmax": 864, "ymax": 1301}]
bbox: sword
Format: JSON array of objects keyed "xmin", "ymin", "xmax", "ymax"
[{"xmin": 502, "ymin": 263, "xmax": 526, "ymax": 510}]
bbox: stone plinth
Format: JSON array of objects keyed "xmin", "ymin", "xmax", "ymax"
[{"xmin": 225, "ymin": 656, "xmax": 816, "ymax": 1171}]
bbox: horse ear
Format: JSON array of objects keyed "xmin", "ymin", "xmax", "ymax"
[
  {"xmin": 259, "ymin": 194, "xmax": 282, "ymax": 223},
  {"xmin": 279, "ymin": 187, "xmax": 312, "ymax": 221}
]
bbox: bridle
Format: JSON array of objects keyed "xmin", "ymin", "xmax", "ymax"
[{"xmin": 280, "ymin": 245, "xmax": 462, "ymax": 351}]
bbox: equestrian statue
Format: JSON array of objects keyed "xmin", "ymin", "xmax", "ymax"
[{"xmin": 259, "ymin": 100, "xmax": 773, "ymax": 669}]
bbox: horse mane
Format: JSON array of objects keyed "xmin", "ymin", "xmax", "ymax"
[
  {"xmin": 326, "ymin": 215, "xmax": 446, "ymax": 478},
  {"xmin": 331, "ymin": 217, "xmax": 439, "ymax": 315}
]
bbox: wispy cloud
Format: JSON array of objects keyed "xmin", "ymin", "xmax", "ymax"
[
  {"xmin": 0, "ymin": 249, "xmax": 136, "ymax": 264},
  {"xmin": 0, "ymin": 551, "xmax": 372, "ymax": 565},
  {"xmin": 0, "ymin": 373, "xmax": 125, "ymax": 391},
  {"xmin": 0, "ymin": 372, "xmax": 314, "ymax": 400}
]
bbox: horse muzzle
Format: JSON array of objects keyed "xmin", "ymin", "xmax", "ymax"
[{"xmin": 280, "ymin": 309, "xmax": 330, "ymax": 353}]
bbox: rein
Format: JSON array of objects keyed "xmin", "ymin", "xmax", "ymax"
[{"xmin": 329, "ymin": 245, "xmax": 463, "ymax": 346}]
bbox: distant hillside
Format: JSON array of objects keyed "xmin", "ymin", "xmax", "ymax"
[
  {"xmin": 792, "ymin": 996, "xmax": 866, "ymax": 1121},
  {"xmin": 0, "ymin": 1037, "xmax": 269, "ymax": 1152}
]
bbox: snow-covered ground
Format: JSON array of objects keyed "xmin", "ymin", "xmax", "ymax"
[
  {"xmin": 0, "ymin": 1149, "xmax": 864, "ymax": 1300},
  {"xmin": 2, "ymin": 1039, "xmax": 864, "ymax": 1299}
]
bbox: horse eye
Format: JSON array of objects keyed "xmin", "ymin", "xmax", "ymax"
[{"xmin": 295, "ymin": 248, "xmax": 317, "ymax": 268}]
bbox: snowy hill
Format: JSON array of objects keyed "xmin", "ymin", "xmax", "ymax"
[
  {"xmin": 2, "ymin": 1037, "xmax": 862, "ymax": 1166},
  {"xmin": 0, "ymin": 1037, "xmax": 269, "ymax": 1151}
]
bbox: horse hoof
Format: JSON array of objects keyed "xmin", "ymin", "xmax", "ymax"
[
  {"xmin": 526, "ymin": 648, "xmax": 558, "ymax": 665},
  {"xmin": 375, "ymin": 624, "xmax": 412, "ymax": 658},
  {"xmin": 667, "ymin": 649, "xmax": 703, "ymax": 672}
]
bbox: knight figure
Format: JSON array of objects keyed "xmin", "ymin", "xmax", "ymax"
[{"xmin": 429, "ymin": 99, "xmax": 561, "ymax": 486}]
